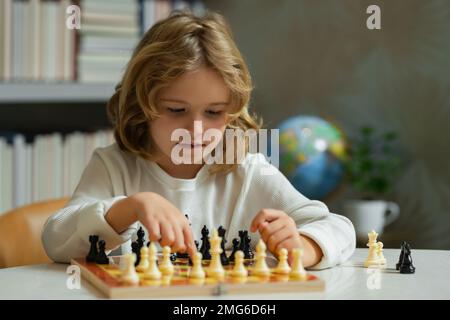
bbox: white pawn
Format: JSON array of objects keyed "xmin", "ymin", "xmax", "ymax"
[
  {"xmin": 290, "ymin": 248, "xmax": 307, "ymax": 280},
  {"xmin": 377, "ymin": 241, "xmax": 387, "ymax": 265},
  {"xmin": 253, "ymin": 239, "xmax": 270, "ymax": 277},
  {"xmin": 121, "ymin": 253, "xmax": 140, "ymax": 285},
  {"xmin": 159, "ymin": 246, "xmax": 174, "ymax": 276},
  {"xmin": 274, "ymin": 248, "xmax": 291, "ymax": 275},
  {"xmin": 136, "ymin": 246, "xmax": 150, "ymax": 272},
  {"xmin": 143, "ymin": 242, "xmax": 161, "ymax": 280},
  {"xmin": 230, "ymin": 250, "xmax": 248, "ymax": 278},
  {"xmin": 189, "ymin": 252, "xmax": 205, "ymax": 279}
]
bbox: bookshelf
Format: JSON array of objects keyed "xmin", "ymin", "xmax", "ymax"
[
  {"xmin": 0, "ymin": 83, "xmax": 114, "ymax": 132},
  {"xmin": 0, "ymin": 83, "xmax": 114, "ymax": 103},
  {"xmin": 0, "ymin": 0, "xmax": 205, "ymax": 131},
  {"xmin": 0, "ymin": 0, "xmax": 205, "ymax": 213}
]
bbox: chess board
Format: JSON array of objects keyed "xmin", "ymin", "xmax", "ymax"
[{"xmin": 71, "ymin": 254, "xmax": 325, "ymax": 298}]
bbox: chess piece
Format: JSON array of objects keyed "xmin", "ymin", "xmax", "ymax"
[
  {"xmin": 86, "ymin": 235, "xmax": 99, "ymax": 262},
  {"xmin": 364, "ymin": 230, "xmax": 381, "ymax": 267},
  {"xmin": 206, "ymin": 229, "xmax": 225, "ymax": 279},
  {"xmin": 131, "ymin": 227, "xmax": 146, "ymax": 266},
  {"xmin": 244, "ymin": 234, "xmax": 254, "ymax": 259},
  {"xmin": 177, "ymin": 251, "xmax": 189, "ymax": 259},
  {"xmin": 177, "ymin": 219, "xmax": 191, "ymax": 259},
  {"xmin": 399, "ymin": 243, "xmax": 415, "ymax": 274},
  {"xmin": 189, "ymin": 252, "xmax": 205, "ymax": 279},
  {"xmin": 253, "ymin": 239, "xmax": 270, "ymax": 277},
  {"xmin": 230, "ymin": 250, "xmax": 248, "ymax": 278},
  {"xmin": 396, "ymin": 241, "xmax": 407, "ymax": 270},
  {"xmin": 199, "ymin": 225, "xmax": 211, "ymax": 260},
  {"xmin": 121, "ymin": 253, "xmax": 140, "ymax": 285},
  {"xmin": 290, "ymin": 248, "xmax": 307, "ymax": 280},
  {"xmin": 188, "ymin": 240, "xmax": 202, "ymax": 266},
  {"xmin": 218, "ymin": 226, "xmax": 230, "ymax": 265},
  {"xmin": 228, "ymin": 238, "xmax": 239, "ymax": 262},
  {"xmin": 274, "ymin": 248, "xmax": 291, "ymax": 274},
  {"xmin": 136, "ymin": 226, "xmax": 146, "ymax": 248},
  {"xmin": 95, "ymin": 240, "xmax": 109, "ymax": 264},
  {"xmin": 159, "ymin": 246, "xmax": 174, "ymax": 276},
  {"xmin": 184, "ymin": 214, "xmax": 192, "ymax": 227},
  {"xmin": 238, "ymin": 230, "xmax": 246, "ymax": 252},
  {"xmin": 136, "ymin": 246, "xmax": 150, "ymax": 272},
  {"xmin": 377, "ymin": 241, "xmax": 387, "ymax": 266},
  {"xmin": 131, "ymin": 241, "xmax": 141, "ymax": 266},
  {"xmin": 143, "ymin": 242, "xmax": 161, "ymax": 280}
]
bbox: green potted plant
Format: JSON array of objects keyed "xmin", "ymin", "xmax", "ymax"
[{"xmin": 343, "ymin": 126, "xmax": 402, "ymax": 242}]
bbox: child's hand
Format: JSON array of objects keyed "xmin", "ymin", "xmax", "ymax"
[
  {"xmin": 250, "ymin": 209, "xmax": 303, "ymax": 264},
  {"xmin": 129, "ymin": 192, "xmax": 196, "ymax": 257}
]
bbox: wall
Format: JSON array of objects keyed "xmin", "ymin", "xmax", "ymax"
[{"xmin": 205, "ymin": 0, "xmax": 450, "ymax": 249}]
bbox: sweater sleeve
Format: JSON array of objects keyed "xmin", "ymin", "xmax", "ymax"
[
  {"xmin": 247, "ymin": 154, "xmax": 356, "ymax": 270},
  {"xmin": 41, "ymin": 150, "xmax": 137, "ymax": 263}
]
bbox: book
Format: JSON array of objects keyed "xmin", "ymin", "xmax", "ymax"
[
  {"xmin": 22, "ymin": 0, "xmax": 32, "ymax": 80},
  {"xmin": 0, "ymin": 138, "xmax": 13, "ymax": 214},
  {"xmin": 30, "ymin": 0, "xmax": 42, "ymax": 80},
  {"xmin": 32, "ymin": 135, "xmax": 42, "ymax": 203},
  {"xmin": 63, "ymin": 0, "xmax": 77, "ymax": 80},
  {"xmin": 142, "ymin": 0, "xmax": 156, "ymax": 34},
  {"xmin": 12, "ymin": 134, "xmax": 26, "ymax": 208},
  {"xmin": 80, "ymin": 0, "xmax": 139, "ymax": 16},
  {"xmin": 1, "ymin": 130, "xmax": 114, "ymax": 212},
  {"xmin": 11, "ymin": 0, "xmax": 23, "ymax": 80}
]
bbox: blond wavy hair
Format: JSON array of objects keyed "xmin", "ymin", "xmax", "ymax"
[{"xmin": 107, "ymin": 10, "xmax": 261, "ymax": 174}]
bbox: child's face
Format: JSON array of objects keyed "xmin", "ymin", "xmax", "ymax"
[{"xmin": 150, "ymin": 65, "xmax": 230, "ymax": 164}]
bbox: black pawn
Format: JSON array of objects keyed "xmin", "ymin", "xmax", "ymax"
[
  {"xmin": 170, "ymin": 253, "xmax": 177, "ymax": 262},
  {"xmin": 396, "ymin": 241, "xmax": 407, "ymax": 270},
  {"xmin": 244, "ymin": 234, "xmax": 254, "ymax": 260},
  {"xmin": 199, "ymin": 225, "xmax": 211, "ymax": 260},
  {"xmin": 218, "ymin": 226, "xmax": 229, "ymax": 265},
  {"xmin": 228, "ymin": 238, "xmax": 240, "ymax": 262},
  {"xmin": 86, "ymin": 235, "xmax": 99, "ymax": 262},
  {"xmin": 96, "ymin": 240, "xmax": 109, "ymax": 264},
  {"xmin": 399, "ymin": 243, "xmax": 416, "ymax": 274}
]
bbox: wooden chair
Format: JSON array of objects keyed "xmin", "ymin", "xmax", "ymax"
[{"xmin": 0, "ymin": 198, "xmax": 69, "ymax": 268}]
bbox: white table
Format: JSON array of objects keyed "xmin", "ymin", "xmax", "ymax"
[{"xmin": 0, "ymin": 249, "xmax": 449, "ymax": 300}]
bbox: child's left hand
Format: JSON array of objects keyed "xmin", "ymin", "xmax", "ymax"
[{"xmin": 250, "ymin": 209, "xmax": 302, "ymax": 263}]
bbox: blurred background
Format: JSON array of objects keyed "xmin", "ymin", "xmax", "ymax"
[
  {"xmin": 205, "ymin": 0, "xmax": 450, "ymax": 249},
  {"xmin": 1, "ymin": 0, "xmax": 449, "ymax": 252}
]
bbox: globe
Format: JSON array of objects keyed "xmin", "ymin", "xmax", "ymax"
[{"xmin": 278, "ymin": 115, "xmax": 346, "ymax": 200}]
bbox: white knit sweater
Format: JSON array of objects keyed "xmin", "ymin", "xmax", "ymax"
[{"xmin": 42, "ymin": 143, "xmax": 355, "ymax": 269}]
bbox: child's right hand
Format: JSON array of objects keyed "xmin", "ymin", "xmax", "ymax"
[{"xmin": 106, "ymin": 192, "xmax": 196, "ymax": 257}]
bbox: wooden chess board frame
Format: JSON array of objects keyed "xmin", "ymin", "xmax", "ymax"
[{"xmin": 71, "ymin": 255, "xmax": 325, "ymax": 298}]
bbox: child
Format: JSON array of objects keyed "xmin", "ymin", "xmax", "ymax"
[{"xmin": 42, "ymin": 11, "xmax": 355, "ymax": 269}]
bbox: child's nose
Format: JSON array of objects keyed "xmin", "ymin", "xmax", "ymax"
[{"xmin": 185, "ymin": 118, "xmax": 205, "ymax": 134}]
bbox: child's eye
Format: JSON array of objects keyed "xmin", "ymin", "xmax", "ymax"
[
  {"xmin": 206, "ymin": 110, "xmax": 223, "ymax": 116},
  {"xmin": 167, "ymin": 107, "xmax": 185, "ymax": 113}
]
